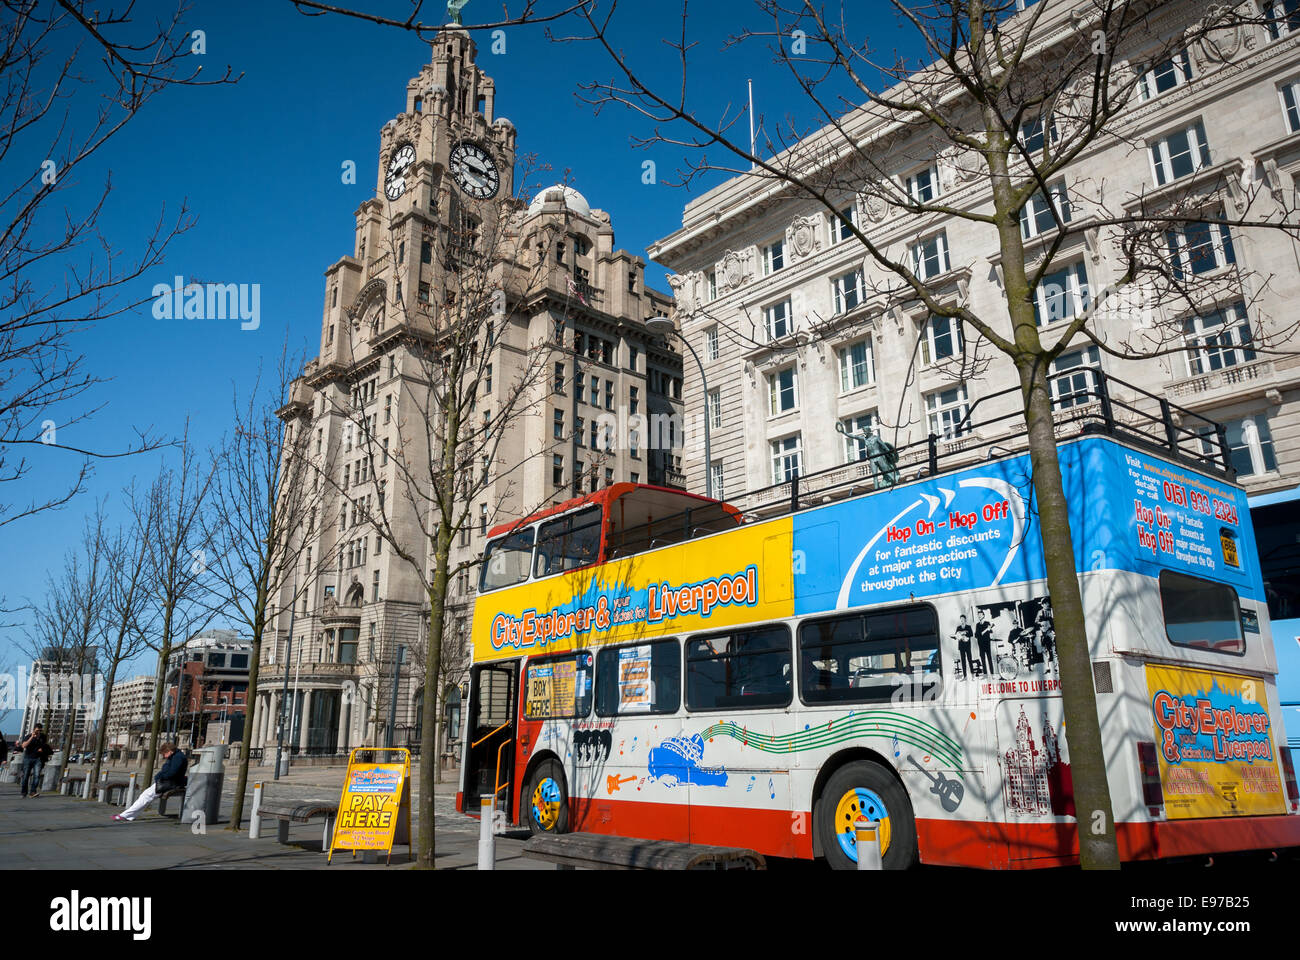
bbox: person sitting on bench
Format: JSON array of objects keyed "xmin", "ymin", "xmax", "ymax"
[{"xmin": 114, "ymin": 743, "xmax": 188, "ymax": 822}]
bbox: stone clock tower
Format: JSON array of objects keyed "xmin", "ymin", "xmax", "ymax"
[{"xmin": 261, "ymin": 27, "xmax": 682, "ymax": 767}]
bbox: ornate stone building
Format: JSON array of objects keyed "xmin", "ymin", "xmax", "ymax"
[
  {"xmin": 253, "ymin": 29, "xmax": 682, "ymax": 763},
  {"xmin": 650, "ymin": 4, "xmax": 1300, "ymax": 508}
]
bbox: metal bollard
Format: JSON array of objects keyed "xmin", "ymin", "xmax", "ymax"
[
  {"xmin": 856, "ymin": 817, "xmax": 883, "ymax": 871},
  {"xmin": 478, "ymin": 796, "xmax": 496, "ymax": 870},
  {"xmin": 249, "ymin": 782, "xmax": 263, "ymax": 839},
  {"xmin": 125, "ymin": 772, "xmax": 137, "ymax": 807},
  {"xmin": 97, "ymin": 771, "xmax": 109, "ymax": 803}
]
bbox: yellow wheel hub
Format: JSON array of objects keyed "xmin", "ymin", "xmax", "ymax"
[{"xmin": 834, "ymin": 787, "xmax": 891, "ymax": 861}]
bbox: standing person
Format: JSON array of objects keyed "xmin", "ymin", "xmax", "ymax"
[
  {"xmin": 0, "ymin": 733, "xmax": 8, "ymax": 774},
  {"xmin": 17, "ymin": 725, "xmax": 47, "ymax": 798},
  {"xmin": 975, "ymin": 609, "xmax": 995, "ymax": 678},
  {"xmin": 952, "ymin": 616, "xmax": 975, "ymax": 680},
  {"xmin": 114, "ymin": 742, "xmax": 188, "ymax": 822}
]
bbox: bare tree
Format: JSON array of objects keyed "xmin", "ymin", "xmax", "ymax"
[
  {"xmin": 136, "ymin": 434, "xmax": 215, "ymax": 781},
  {"xmin": 536, "ymin": 0, "xmax": 1300, "ymax": 869},
  {"xmin": 205, "ymin": 347, "xmax": 320, "ymax": 829},
  {"xmin": 20, "ymin": 506, "xmax": 108, "ymax": 760},
  {"xmin": 0, "ymin": 1, "xmax": 236, "ymax": 528},
  {"xmin": 87, "ymin": 491, "xmax": 155, "ymax": 789}
]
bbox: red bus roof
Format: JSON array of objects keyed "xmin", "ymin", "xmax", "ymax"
[{"xmin": 486, "ymin": 483, "xmax": 732, "ymax": 540}]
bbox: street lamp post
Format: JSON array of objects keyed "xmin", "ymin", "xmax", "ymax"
[
  {"xmin": 646, "ymin": 316, "xmax": 711, "ymax": 499},
  {"xmin": 385, "ymin": 645, "xmax": 405, "ymax": 749},
  {"xmin": 273, "ymin": 582, "xmax": 298, "ymax": 780}
]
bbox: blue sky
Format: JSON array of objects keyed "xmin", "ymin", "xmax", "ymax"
[{"xmin": 0, "ymin": 0, "xmax": 893, "ymax": 726}]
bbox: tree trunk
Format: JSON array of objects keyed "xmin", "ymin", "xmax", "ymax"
[
  {"xmin": 89, "ymin": 660, "xmax": 120, "ymax": 791},
  {"xmin": 143, "ymin": 635, "xmax": 171, "ymax": 783},
  {"xmin": 1019, "ymin": 358, "xmax": 1121, "ymax": 870},
  {"xmin": 228, "ymin": 625, "xmax": 263, "ymax": 829}
]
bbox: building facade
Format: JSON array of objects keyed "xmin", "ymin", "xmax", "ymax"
[
  {"xmin": 18, "ymin": 647, "xmax": 100, "ymax": 752},
  {"xmin": 257, "ymin": 28, "xmax": 683, "ymax": 763},
  {"xmin": 105, "ymin": 675, "xmax": 154, "ymax": 750},
  {"xmin": 163, "ymin": 630, "xmax": 250, "ymax": 749},
  {"xmin": 650, "ymin": 5, "xmax": 1300, "ymax": 511}
]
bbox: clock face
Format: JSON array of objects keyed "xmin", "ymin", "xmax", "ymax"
[
  {"xmin": 385, "ymin": 142, "xmax": 416, "ymax": 201},
  {"xmin": 449, "ymin": 142, "xmax": 501, "ymax": 199}
]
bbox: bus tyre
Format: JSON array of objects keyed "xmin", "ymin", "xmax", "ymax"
[
  {"xmin": 818, "ymin": 761, "xmax": 917, "ymax": 870},
  {"xmin": 524, "ymin": 760, "xmax": 569, "ymax": 835}
]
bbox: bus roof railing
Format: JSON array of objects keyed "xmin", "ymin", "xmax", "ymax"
[{"xmin": 603, "ymin": 369, "xmax": 1235, "ymax": 559}]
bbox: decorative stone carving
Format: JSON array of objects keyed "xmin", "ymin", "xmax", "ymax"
[
  {"xmin": 858, "ymin": 183, "xmax": 890, "ymax": 224},
  {"xmin": 719, "ymin": 249, "xmax": 752, "ymax": 291},
  {"xmin": 667, "ymin": 273, "xmax": 695, "ymax": 313},
  {"xmin": 937, "ymin": 146, "xmax": 979, "ymax": 191},
  {"xmin": 787, "ymin": 215, "xmax": 823, "ymax": 259},
  {"xmin": 1189, "ymin": 4, "xmax": 1252, "ymax": 71}
]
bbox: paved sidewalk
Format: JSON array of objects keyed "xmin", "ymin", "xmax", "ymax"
[{"xmin": 0, "ymin": 767, "xmax": 543, "ymax": 870}]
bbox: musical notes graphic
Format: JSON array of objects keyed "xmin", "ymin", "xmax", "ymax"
[
  {"xmin": 746, "ymin": 775, "xmax": 756, "ymax": 793},
  {"xmin": 963, "ymin": 711, "xmax": 976, "ymax": 734},
  {"xmin": 768, "ymin": 777, "xmax": 775, "ymax": 800},
  {"xmin": 892, "ymin": 734, "xmax": 900, "ymax": 758},
  {"xmin": 630, "ymin": 736, "xmax": 638, "ymax": 754}
]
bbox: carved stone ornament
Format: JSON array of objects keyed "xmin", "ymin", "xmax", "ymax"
[
  {"xmin": 859, "ymin": 183, "xmax": 889, "ymax": 224},
  {"xmin": 667, "ymin": 273, "xmax": 693, "ymax": 313},
  {"xmin": 788, "ymin": 215, "xmax": 822, "ymax": 259},
  {"xmin": 719, "ymin": 249, "xmax": 751, "ymax": 291},
  {"xmin": 348, "ymin": 277, "xmax": 387, "ymax": 325},
  {"xmin": 1190, "ymin": 4, "xmax": 1251, "ymax": 70}
]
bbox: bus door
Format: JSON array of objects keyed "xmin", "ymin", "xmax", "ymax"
[{"xmin": 464, "ymin": 660, "xmax": 519, "ymax": 818}]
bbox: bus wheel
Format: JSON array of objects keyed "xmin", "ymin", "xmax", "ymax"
[
  {"xmin": 524, "ymin": 760, "xmax": 569, "ymax": 835},
  {"xmin": 818, "ymin": 761, "xmax": 917, "ymax": 870}
]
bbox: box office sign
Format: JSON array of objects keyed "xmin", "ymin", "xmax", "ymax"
[{"xmin": 1145, "ymin": 664, "xmax": 1286, "ymax": 820}]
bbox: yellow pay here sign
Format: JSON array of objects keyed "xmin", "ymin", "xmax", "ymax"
[{"xmin": 328, "ymin": 748, "xmax": 412, "ymax": 864}]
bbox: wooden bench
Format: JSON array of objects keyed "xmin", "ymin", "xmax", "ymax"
[
  {"xmin": 521, "ymin": 833, "xmax": 766, "ymax": 870},
  {"xmin": 256, "ymin": 798, "xmax": 338, "ymax": 850}
]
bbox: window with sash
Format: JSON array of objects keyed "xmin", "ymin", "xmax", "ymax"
[
  {"xmin": 911, "ymin": 232, "xmax": 950, "ymax": 280},
  {"xmin": 1032, "ymin": 261, "xmax": 1090, "ymax": 327},
  {"xmin": 767, "ymin": 367, "xmax": 798, "ymax": 415},
  {"xmin": 832, "ymin": 268, "xmax": 865, "ymax": 314},
  {"xmin": 1150, "ymin": 121, "xmax": 1211, "ymax": 186},
  {"xmin": 1049, "ymin": 346, "xmax": 1102, "ymax": 410},
  {"xmin": 925, "ymin": 385, "xmax": 969, "ymax": 441},
  {"xmin": 1183, "ymin": 303, "xmax": 1255, "ymax": 376},
  {"xmin": 1137, "ymin": 49, "xmax": 1193, "ymax": 101},
  {"xmin": 1020, "ymin": 181, "xmax": 1071, "ymax": 239},
  {"xmin": 771, "ymin": 435, "xmax": 803, "ymax": 483},
  {"xmin": 837, "ymin": 339, "xmax": 875, "ymax": 392},
  {"xmin": 920, "ymin": 315, "xmax": 963, "ymax": 365}
]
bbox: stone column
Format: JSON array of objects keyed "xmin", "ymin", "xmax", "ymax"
[{"xmin": 298, "ymin": 689, "xmax": 312, "ymax": 752}]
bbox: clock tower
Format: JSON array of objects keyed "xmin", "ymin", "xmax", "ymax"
[
  {"xmin": 376, "ymin": 28, "xmax": 515, "ymax": 211},
  {"xmin": 266, "ymin": 26, "xmax": 683, "ymax": 765}
]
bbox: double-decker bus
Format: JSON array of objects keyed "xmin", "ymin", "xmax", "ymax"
[{"xmin": 456, "ymin": 373, "xmax": 1300, "ymax": 868}]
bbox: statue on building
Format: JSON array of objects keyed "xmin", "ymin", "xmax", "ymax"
[
  {"xmin": 448, "ymin": 0, "xmax": 470, "ymax": 26},
  {"xmin": 835, "ymin": 420, "xmax": 899, "ymax": 489}
]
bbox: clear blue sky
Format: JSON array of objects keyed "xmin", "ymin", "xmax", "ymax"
[{"xmin": 0, "ymin": 0, "xmax": 896, "ymax": 727}]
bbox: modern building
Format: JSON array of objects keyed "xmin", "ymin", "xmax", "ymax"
[
  {"xmin": 649, "ymin": 5, "xmax": 1300, "ymax": 702},
  {"xmin": 258, "ymin": 27, "xmax": 684, "ymax": 764},
  {"xmin": 18, "ymin": 646, "xmax": 100, "ymax": 752},
  {"xmin": 163, "ymin": 630, "xmax": 251, "ymax": 749},
  {"xmin": 105, "ymin": 675, "xmax": 154, "ymax": 750}
]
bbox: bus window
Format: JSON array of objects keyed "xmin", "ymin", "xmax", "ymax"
[
  {"xmin": 1159, "ymin": 570, "xmax": 1246, "ymax": 655},
  {"xmin": 523, "ymin": 653, "xmax": 594, "ymax": 719},
  {"xmin": 595, "ymin": 640, "xmax": 681, "ymax": 716},
  {"xmin": 686, "ymin": 625, "xmax": 791, "ymax": 711},
  {"xmin": 534, "ymin": 507, "xmax": 603, "ymax": 578},
  {"xmin": 798, "ymin": 605, "xmax": 940, "ymax": 704},
  {"xmin": 480, "ymin": 527, "xmax": 535, "ymax": 592}
]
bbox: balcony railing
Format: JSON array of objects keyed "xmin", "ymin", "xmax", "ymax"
[
  {"xmin": 1166, "ymin": 357, "xmax": 1275, "ymax": 402},
  {"xmin": 610, "ymin": 369, "xmax": 1235, "ymax": 550}
]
